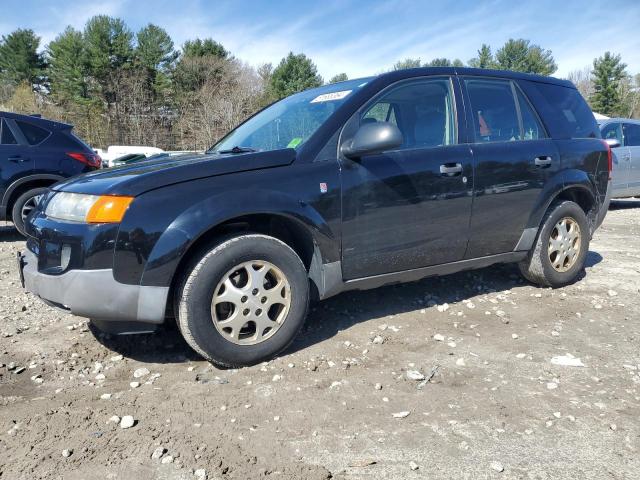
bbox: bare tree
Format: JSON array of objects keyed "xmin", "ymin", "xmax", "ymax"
[{"xmin": 567, "ymin": 67, "xmax": 594, "ymax": 100}]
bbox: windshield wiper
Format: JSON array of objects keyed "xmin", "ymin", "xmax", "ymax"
[{"xmin": 215, "ymin": 146, "xmax": 257, "ymax": 154}]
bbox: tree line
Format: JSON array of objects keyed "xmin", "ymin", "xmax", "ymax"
[{"xmin": 0, "ymin": 18, "xmax": 638, "ymax": 151}]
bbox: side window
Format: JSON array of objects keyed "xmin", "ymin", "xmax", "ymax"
[
  {"xmin": 1, "ymin": 119, "xmax": 18, "ymax": 145},
  {"xmin": 601, "ymin": 123, "xmax": 623, "ymax": 144},
  {"xmin": 532, "ymin": 83, "xmax": 598, "ymax": 139},
  {"xmin": 515, "ymin": 88, "xmax": 546, "ymax": 140},
  {"xmin": 361, "ymin": 78, "xmax": 456, "ymax": 149},
  {"xmin": 465, "ymin": 79, "xmax": 520, "ymax": 142},
  {"xmin": 15, "ymin": 120, "xmax": 50, "ymax": 145},
  {"xmin": 622, "ymin": 123, "xmax": 640, "ymax": 147}
]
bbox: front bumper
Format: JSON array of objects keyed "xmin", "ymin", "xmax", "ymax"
[{"xmin": 20, "ymin": 249, "xmax": 169, "ymax": 324}]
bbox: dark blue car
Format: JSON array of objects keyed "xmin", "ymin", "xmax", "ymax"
[{"xmin": 0, "ymin": 111, "xmax": 100, "ymax": 235}]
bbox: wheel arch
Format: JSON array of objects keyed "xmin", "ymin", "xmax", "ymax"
[
  {"xmin": 165, "ymin": 212, "xmax": 325, "ymax": 316},
  {"xmin": 526, "ymin": 169, "xmax": 597, "ymax": 231},
  {"xmin": 2, "ymin": 174, "xmax": 65, "ymax": 220}
]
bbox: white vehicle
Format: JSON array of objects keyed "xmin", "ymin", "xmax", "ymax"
[{"xmin": 100, "ymin": 146, "xmax": 164, "ymax": 167}]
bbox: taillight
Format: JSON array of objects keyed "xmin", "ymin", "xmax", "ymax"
[
  {"xmin": 601, "ymin": 140, "xmax": 612, "ymax": 180},
  {"xmin": 67, "ymin": 152, "xmax": 102, "ymax": 168}
]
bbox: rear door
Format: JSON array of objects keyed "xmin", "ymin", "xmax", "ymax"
[
  {"xmin": 601, "ymin": 122, "xmax": 628, "ymax": 195},
  {"xmin": 622, "ymin": 122, "xmax": 640, "ymax": 195},
  {"xmin": 340, "ymin": 76, "xmax": 474, "ymax": 279},
  {"xmin": 13, "ymin": 118, "xmax": 54, "ymax": 175},
  {"xmin": 461, "ymin": 77, "xmax": 559, "ymax": 258},
  {"xmin": 0, "ymin": 118, "xmax": 35, "ymax": 205}
]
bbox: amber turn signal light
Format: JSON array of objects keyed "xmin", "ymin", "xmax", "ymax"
[{"xmin": 85, "ymin": 196, "xmax": 134, "ymax": 223}]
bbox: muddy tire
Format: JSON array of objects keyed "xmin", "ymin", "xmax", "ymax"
[
  {"xmin": 11, "ymin": 187, "xmax": 48, "ymax": 237},
  {"xmin": 519, "ymin": 200, "xmax": 589, "ymax": 288},
  {"xmin": 176, "ymin": 234, "xmax": 309, "ymax": 368}
]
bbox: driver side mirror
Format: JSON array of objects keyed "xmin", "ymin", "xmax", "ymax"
[
  {"xmin": 341, "ymin": 122, "xmax": 403, "ymax": 159},
  {"xmin": 605, "ymin": 138, "xmax": 621, "ymax": 148}
]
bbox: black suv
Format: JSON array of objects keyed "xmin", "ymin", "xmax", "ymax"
[
  {"xmin": 20, "ymin": 67, "xmax": 611, "ymax": 367},
  {"xmin": 0, "ymin": 111, "xmax": 100, "ymax": 235}
]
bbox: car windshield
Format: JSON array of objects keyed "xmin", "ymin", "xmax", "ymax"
[{"xmin": 209, "ymin": 78, "xmax": 371, "ymax": 154}]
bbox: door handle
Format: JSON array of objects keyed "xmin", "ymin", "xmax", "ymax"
[
  {"xmin": 534, "ymin": 156, "xmax": 552, "ymax": 167},
  {"xmin": 8, "ymin": 155, "xmax": 28, "ymax": 163},
  {"xmin": 440, "ymin": 163, "xmax": 463, "ymax": 176}
]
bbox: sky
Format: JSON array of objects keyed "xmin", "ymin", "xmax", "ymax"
[{"xmin": 1, "ymin": 0, "xmax": 639, "ymax": 80}]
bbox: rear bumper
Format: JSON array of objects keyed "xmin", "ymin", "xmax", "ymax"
[{"xmin": 21, "ymin": 249, "xmax": 168, "ymax": 324}]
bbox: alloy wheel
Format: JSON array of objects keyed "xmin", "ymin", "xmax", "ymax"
[
  {"xmin": 548, "ymin": 217, "xmax": 581, "ymax": 272},
  {"xmin": 211, "ymin": 260, "xmax": 291, "ymax": 345},
  {"xmin": 21, "ymin": 194, "xmax": 43, "ymax": 223}
]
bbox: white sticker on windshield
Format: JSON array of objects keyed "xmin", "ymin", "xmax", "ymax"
[{"xmin": 310, "ymin": 90, "xmax": 352, "ymax": 103}]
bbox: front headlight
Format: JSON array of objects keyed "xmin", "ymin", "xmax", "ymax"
[{"xmin": 45, "ymin": 192, "xmax": 134, "ymax": 223}]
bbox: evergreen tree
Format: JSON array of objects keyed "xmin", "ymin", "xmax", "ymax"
[
  {"xmin": 495, "ymin": 38, "xmax": 557, "ymax": 75},
  {"xmin": 182, "ymin": 39, "xmax": 228, "ymax": 59},
  {"xmin": 136, "ymin": 24, "xmax": 177, "ymax": 72},
  {"xmin": 269, "ymin": 52, "xmax": 323, "ymax": 99},
  {"xmin": 84, "ymin": 16, "xmax": 134, "ymax": 83},
  {"xmin": 589, "ymin": 52, "xmax": 627, "ymax": 116},
  {"xmin": 0, "ymin": 29, "xmax": 45, "ymax": 86},
  {"xmin": 47, "ymin": 27, "xmax": 89, "ymax": 103},
  {"xmin": 468, "ymin": 44, "xmax": 495, "ymax": 69},
  {"xmin": 329, "ymin": 72, "xmax": 348, "ymax": 83}
]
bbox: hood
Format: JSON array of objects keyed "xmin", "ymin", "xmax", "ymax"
[{"xmin": 53, "ymin": 148, "xmax": 297, "ymax": 196}]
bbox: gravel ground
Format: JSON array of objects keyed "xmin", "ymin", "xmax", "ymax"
[{"xmin": 1, "ymin": 201, "xmax": 640, "ymax": 480}]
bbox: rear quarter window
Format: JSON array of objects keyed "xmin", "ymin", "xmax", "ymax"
[
  {"xmin": 15, "ymin": 120, "xmax": 51, "ymax": 145},
  {"xmin": 531, "ymin": 83, "xmax": 599, "ymax": 139}
]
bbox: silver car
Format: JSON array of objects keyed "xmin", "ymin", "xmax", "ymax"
[{"xmin": 599, "ymin": 118, "xmax": 640, "ymax": 198}]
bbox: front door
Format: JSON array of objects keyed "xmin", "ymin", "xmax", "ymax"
[
  {"xmin": 0, "ymin": 118, "xmax": 34, "ymax": 204},
  {"xmin": 461, "ymin": 78, "xmax": 559, "ymax": 258},
  {"xmin": 340, "ymin": 77, "xmax": 474, "ymax": 280},
  {"xmin": 622, "ymin": 122, "xmax": 640, "ymax": 195},
  {"xmin": 601, "ymin": 122, "xmax": 628, "ymax": 195}
]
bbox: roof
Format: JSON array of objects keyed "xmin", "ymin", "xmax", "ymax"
[
  {"xmin": 0, "ymin": 110, "xmax": 72, "ymax": 129},
  {"xmin": 375, "ymin": 66, "xmax": 575, "ymax": 89}
]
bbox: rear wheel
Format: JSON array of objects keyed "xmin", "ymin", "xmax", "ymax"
[
  {"xmin": 11, "ymin": 187, "xmax": 48, "ymax": 237},
  {"xmin": 519, "ymin": 200, "xmax": 589, "ymax": 287},
  {"xmin": 176, "ymin": 234, "xmax": 309, "ymax": 367}
]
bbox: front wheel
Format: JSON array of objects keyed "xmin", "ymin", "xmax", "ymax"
[
  {"xmin": 519, "ymin": 200, "xmax": 589, "ymax": 288},
  {"xmin": 176, "ymin": 234, "xmax": 309, "ymax": 367},
  {"xmin": 11, "ymin": 187, "xmax": 48, "ymax": 237}
]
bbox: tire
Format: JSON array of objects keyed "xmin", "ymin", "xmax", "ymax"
[
  {"xmin": 176, "ymin": 234, "xmax": 309, "ymax": 367},
  {"xmin": 518, "ymin": 200, "xmax": 589, "ymax": 288},
  {"xmin": 11, "ymin": 187, "xmax": 48, "ymax": 237}
]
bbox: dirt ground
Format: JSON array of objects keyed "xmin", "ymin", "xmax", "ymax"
[{"xmin": 1, "ymin": 201, "xmax": 640, "ymax": 480}]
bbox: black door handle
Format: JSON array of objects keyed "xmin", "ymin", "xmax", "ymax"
[
  {"xmin": 534, "ymin": 156, "xmax": 552, "ymax": 167},
  {"xmin": 440, "ymin": 163, "xmax": 463, "ymax": 176},
  {"xmin": 8, "ymin": 155, "xmax": 28, "ymax": 163}
]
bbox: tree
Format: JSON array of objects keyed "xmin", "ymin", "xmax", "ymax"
[
  {"xmin": 468, "ymin": 44, "xmax": 495, "ymax": 69},
  {"xmin": 84, "ymin": 16, "xmax": 134, "ymax": 82},
  {"xmin": 590, "ymin": 52, "xmax": 627, "ymax": 116},
  {"xmin": 182, "ymin": 38, "xmax": 228, "ymax": 59},
  {"xmin": 47, "ymin": 27, "xmax": 89, "ymax": 104},
  {"xmin": 495, "ymin": 39, "xmax": 557, "ymax": 75},
  {"xmin": 0, "ymin": 29, "xmax": 45, "ymax": 86},
  {"xmin": 567, "ymin": 67, "xmax": 594, "ymax": 100},
  {"xmin": 136, "ymin": 24, "xmax": 177, "ymax": 72},
  {"xmin": 174, "ymin": 38, "xmax": 229, "ymax": 95},
  {"xmin": 393, "ymin": 58, "xmax": 421, "ymax": 70},
  {"xmin": 329, "ymin": 73, "xmax": 348, "ymax": 83},
  {"xmin": 269, "ymin": 52, "xmax": 323, "ymax": 99}
]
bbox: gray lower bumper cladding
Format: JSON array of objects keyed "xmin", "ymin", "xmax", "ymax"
[{"xmin": 22, "ymin": 250, "xmax": 168, "ymax": 324}]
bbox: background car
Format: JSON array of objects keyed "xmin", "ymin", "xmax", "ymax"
[
  {"xmin": 599, "ymin": 118, "xmax": 640, "ymax": 198},
  {"xmin": 0, "ymin": 111, "xmax": 101, "ymax": 235}
]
